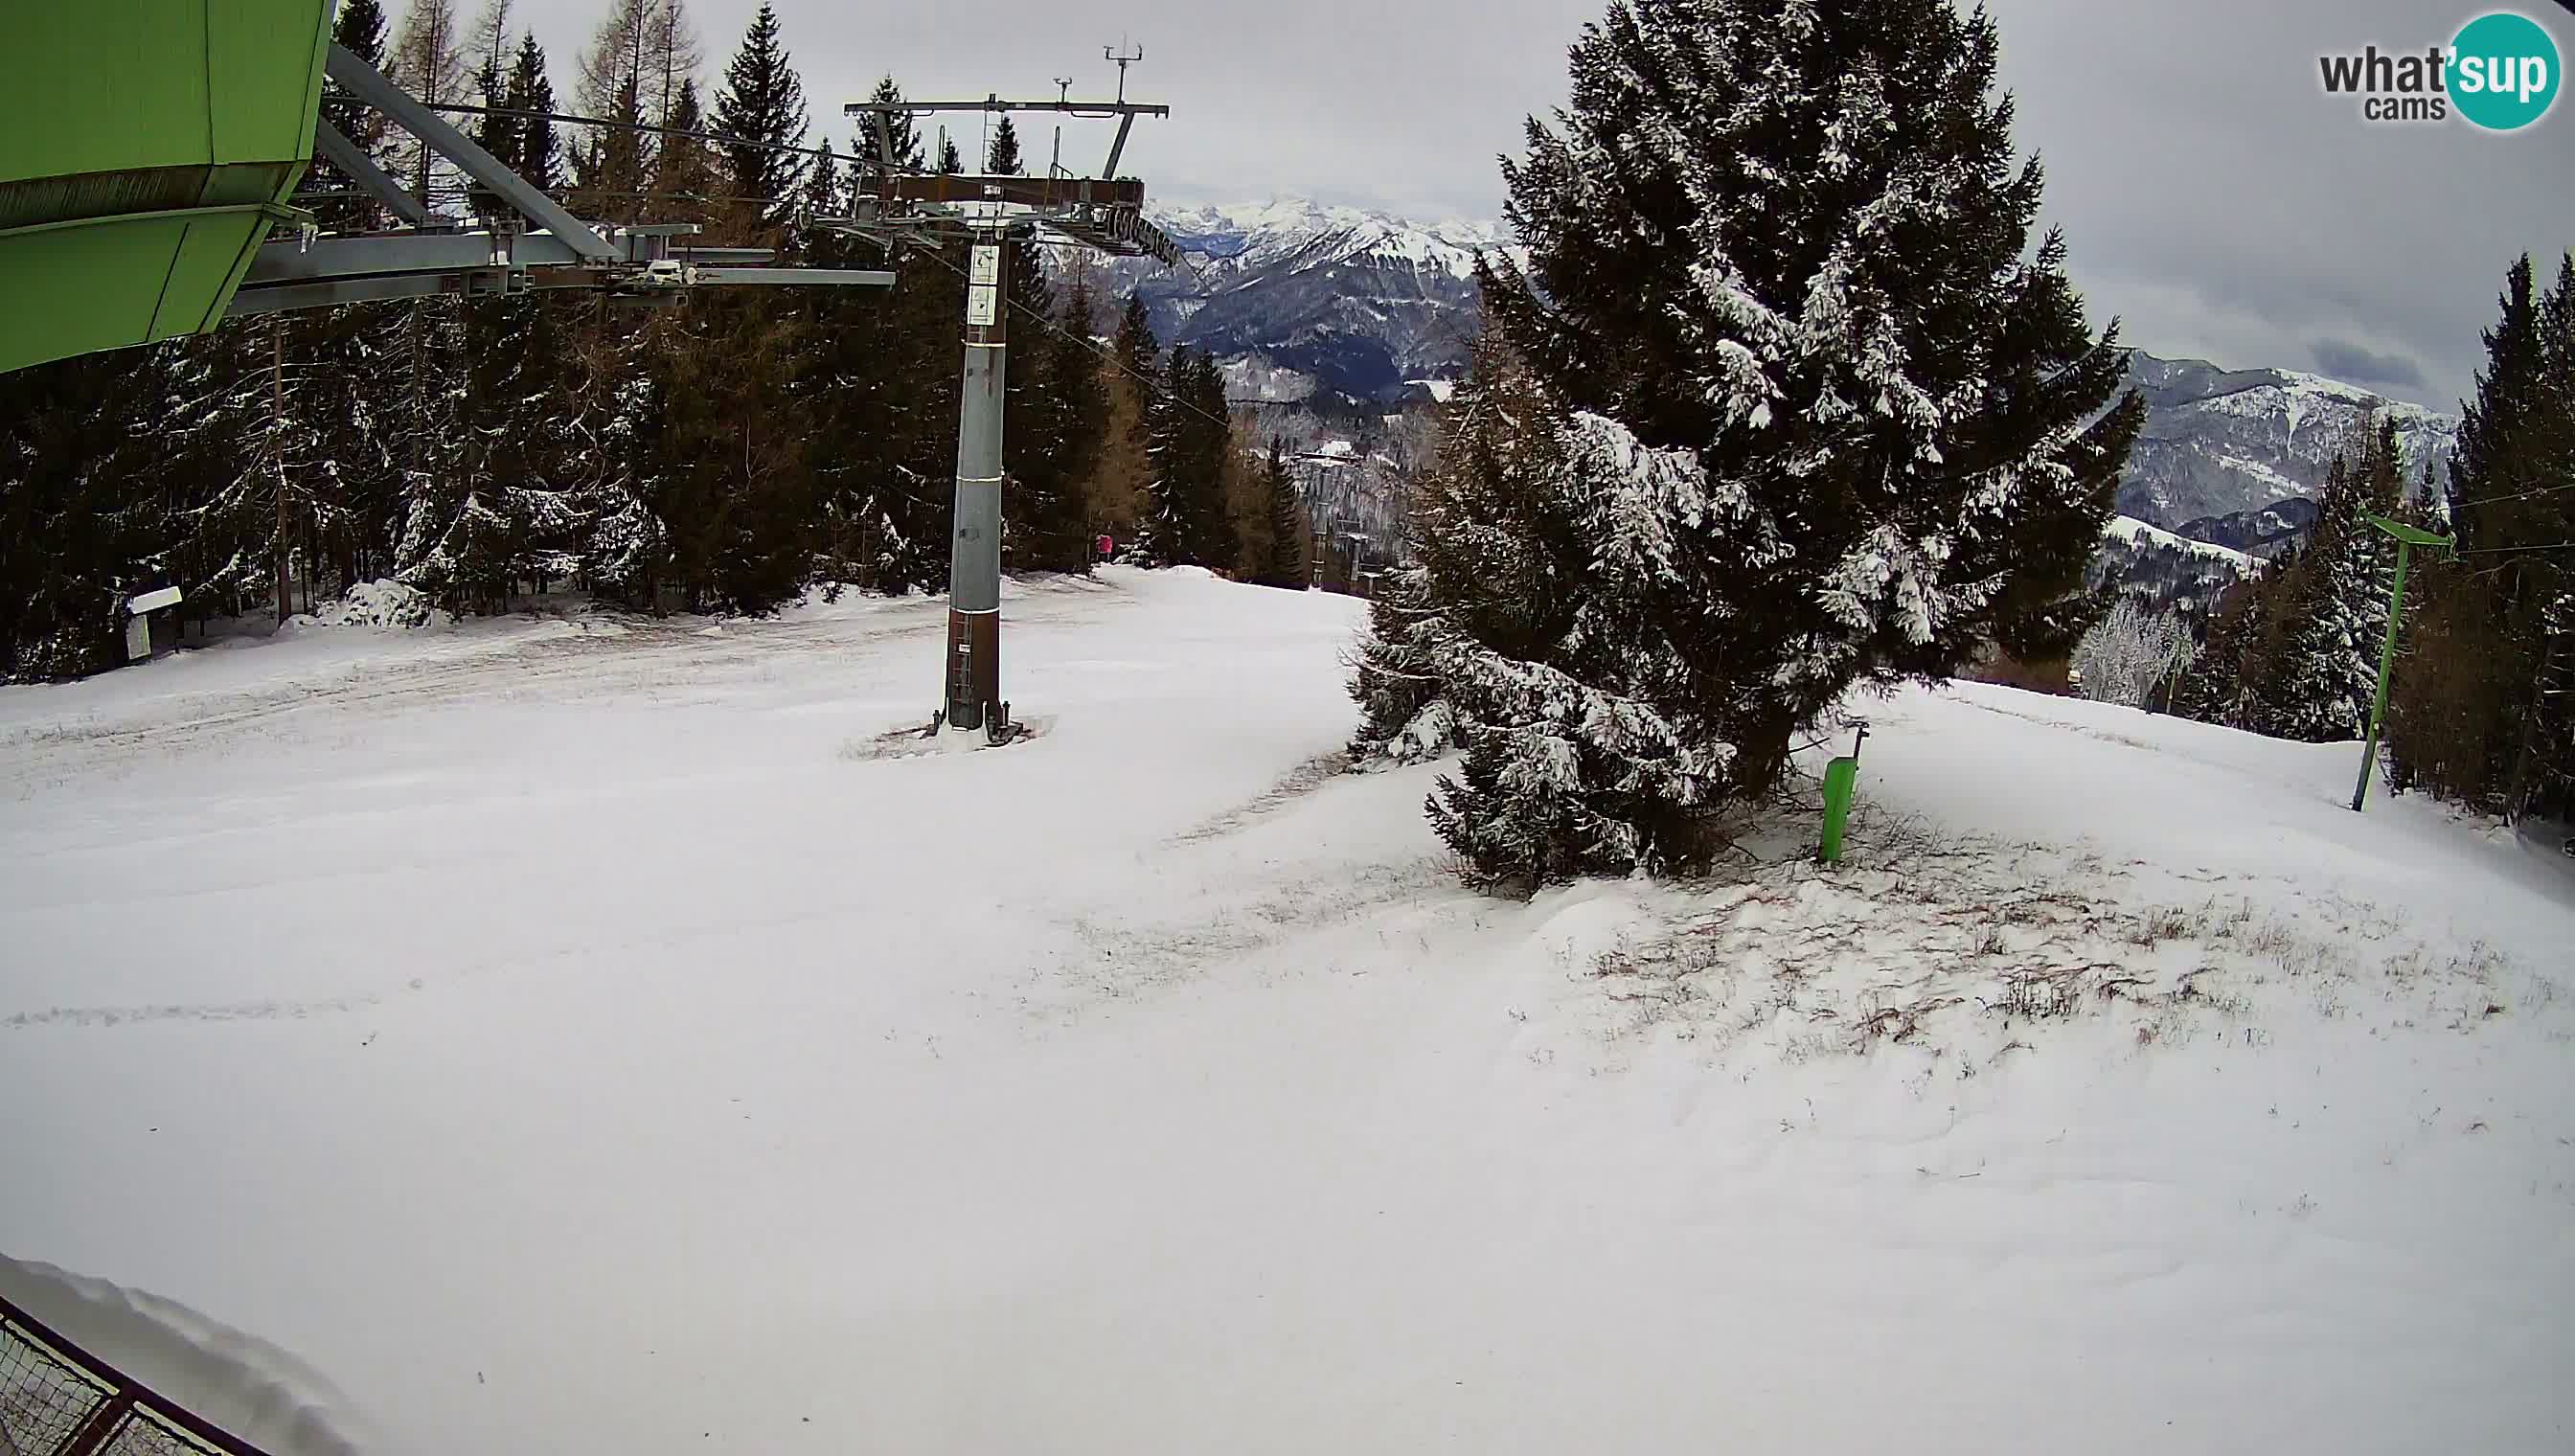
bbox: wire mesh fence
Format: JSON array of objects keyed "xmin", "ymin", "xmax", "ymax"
[{"xmin": 0, "ymin": 1295, "xmax": 270, "ymax": 1456}]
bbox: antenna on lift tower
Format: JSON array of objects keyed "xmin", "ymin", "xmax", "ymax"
[
  {"xmin": 1106, "ymin": 43, "xmax": 1143, "ymax": 104},
  {"xmin": 1051, "ymin": 79, "xmax": 1073, "ymax": 176},
  {"xmin": 837, "ymin": 50, "xmax": 1177, "ymax": 748}
]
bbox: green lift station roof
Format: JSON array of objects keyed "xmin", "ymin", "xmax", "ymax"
[{"xmin": 0, "ymin": 1, "xmax": 333, "ymax": 375}]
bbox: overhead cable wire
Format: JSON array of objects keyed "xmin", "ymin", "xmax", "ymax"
[
  {"xmin": 2448, "ymin": 478, "xmax": 2575, "ymax": 511},
  {"xmin": 418, "ymin": 100, "xmax": 932, "ymax": 176},
  {"xmin": 2457, "ymin": 538, "xmax": 2575, "ymax": 556}
]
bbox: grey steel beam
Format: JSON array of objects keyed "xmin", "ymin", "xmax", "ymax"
[
  {"xmin": 845, "ymin": 99, "xmax": 1170, "ymax": 119},
  {"xmin": 325, "ymin": 41, "xmax": 616, "ymax": 261},
  {"xmin": 244, "ymin": 230, "xmax": 578, "ymax": 283},
  {"xmin": 688, "ymin": 267, "xmax": 896, "ymax": 287},
  {"xmin": 244, "ymin": 228, "xmax": 887, "ymax": 286},
  {"xmin": 1104, "ymin": 114, "xmax": 1137, "ymax": 180},
  {"xmin": 233, "ymin": 261, "xmax": 892, "ymax": 317},
  {"xmin": 313, "ymin": 120, "xmax": 443, "ymax": 230},
  {"xmin": 884, "ymin": 175, "xmax": 1142, "ymax": 209}
]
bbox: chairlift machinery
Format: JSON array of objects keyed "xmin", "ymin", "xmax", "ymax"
[
  {"xmin": 1, "ymin": 4, "xmax": 893, "ymax": 377},
  {"xmin": 238, "ymin": 43, "xmax": 897, "ymax": 318}
]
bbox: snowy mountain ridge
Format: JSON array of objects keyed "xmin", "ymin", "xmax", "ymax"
[
  {"xmin": 2118, "ymin": 353, "xmax": 2461, "ymax": 531},
  {"xmin": 1111, "ymin": 202, "xmax": 2461, "ymax": 540},
  {"xmin": 2106, "ymin": 514, "xmax": 2257, "ymax": 573},
  {"xmin": 1107, "ymin": 197, "xmax": 1516, "ymax": 402},
  {"xmin": 1150, "ymin": 198, "xmax": 1517, "ymax": 284}
]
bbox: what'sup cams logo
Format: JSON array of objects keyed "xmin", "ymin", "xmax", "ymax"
[{"xmin": 2317, "ymin": 10, "xmax": 2562, "ymax": 130}]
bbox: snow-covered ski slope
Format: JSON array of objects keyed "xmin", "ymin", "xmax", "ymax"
[{"xmin": 3, "ymin": 568, "xmax": 2569, "ymax": 1455}]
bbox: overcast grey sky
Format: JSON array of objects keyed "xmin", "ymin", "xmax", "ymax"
[{"xmin": 508, "ymin": 0, "xmax": 2573, "ymax": 407}]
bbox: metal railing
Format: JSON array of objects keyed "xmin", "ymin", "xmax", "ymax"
[{"xmin": 0, "ymin": 1293, "xmax": 273, "ymax": 1456}]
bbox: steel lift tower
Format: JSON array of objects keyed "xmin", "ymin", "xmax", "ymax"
[{"xmin": 839, "ymin": 56, "xmax": 1179, "ymax": 745}]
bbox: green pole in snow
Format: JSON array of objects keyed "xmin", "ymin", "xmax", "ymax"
[
  {"xmin": 1819, "ymin": 723, "xmax": 1869, "ymax": 863},
  {"xmin": 2351, "ymin": 514, "xmax": 2453, "ymax": 813}
]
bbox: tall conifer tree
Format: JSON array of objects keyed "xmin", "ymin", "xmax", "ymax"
[
  {"xmin": 987, "ymin": 117, "xmax": 1024, "ymax": 176},
  {"xmin": 1365, "ymin": 0, "xmax": 2142, "ymax": 887},
  {"xmin": 2387, "ymin": 254, "xmax": 2575, "ymax": 813},
  {"xmin": 713, "ymin": 3, "xmax": 810, "ymax": 237}
]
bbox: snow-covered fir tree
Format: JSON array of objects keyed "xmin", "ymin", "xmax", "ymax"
[
  {"xmin": 1359, "ymin": 0, "xmax": 2142, "ymax": 887},
  {"xmin": 390, "ymin": 297, "xmax": 513, "ymax": 613},
  {"xmin": 2248, "ymin": 429, "xmax": 2401, "ymax": 741},
  {"xmin": 578, "ymin": 341, "xmax": 673, "ymax": 606},
  {"xmin": 1348, "ymin": 330, "xmax": 1555, "ymax": 772}
]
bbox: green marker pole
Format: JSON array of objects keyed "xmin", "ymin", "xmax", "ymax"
[
  {"xmin": 2351, "ymin": 514, "xmax": 2453, "ymax": 813},
  {"xmin": 1819, "ymin": 723, "xmax": 1869, "ymax": 864}
]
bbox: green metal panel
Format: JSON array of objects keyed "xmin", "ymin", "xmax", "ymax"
[
  {"xmin": 1819, "ymin": 757, "xmax": 1860, "ymax": 864},
  {"xmin": 0, "ymin": 0, "xmax": 331, "ymax": 375}
]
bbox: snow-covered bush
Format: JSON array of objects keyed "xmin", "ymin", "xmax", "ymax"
[
  {"xmin": 308, "ymin": 580, "xmax": 447, "ymax": 630},
  {"xmin": 2073, "ymin": 597, "xmax": 2191, "ymax": 708}
]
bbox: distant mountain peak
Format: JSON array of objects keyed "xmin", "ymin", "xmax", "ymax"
[
  {"xmin": 2117, "ymin": 350, "xmax": 2460, "ymax": 529},
  {"xmin": 1105, "ymin": 200, "xmax": 1513, "ymax": 403},
  {"xmin": 1101, "ymin": 210, "xmax": 2463, "ymax": 523},
  {"xmin": 1147, "ymin": 197, "xmax": 1515, "ymax": 284}
]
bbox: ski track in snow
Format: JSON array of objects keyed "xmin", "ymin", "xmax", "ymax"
[
  {"xmin": 3, "ymin": 569, "xmax": 2572, "ymax": 1455},
  {"xmin": 0, "ymin": 581, "xmax": 1134, "ymax": 778},
  {"xmin": 1166, "ymin": 748, "xmax": 1356, "ymax": 846}
]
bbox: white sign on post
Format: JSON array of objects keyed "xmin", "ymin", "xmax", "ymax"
[
  {"xmin": 968, "ymin": 244, "xmax": 1001, "ymax": 286},
  {"xmin": 967, "ymin": 285, "xmax": 1000, "ymax": 327}
]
